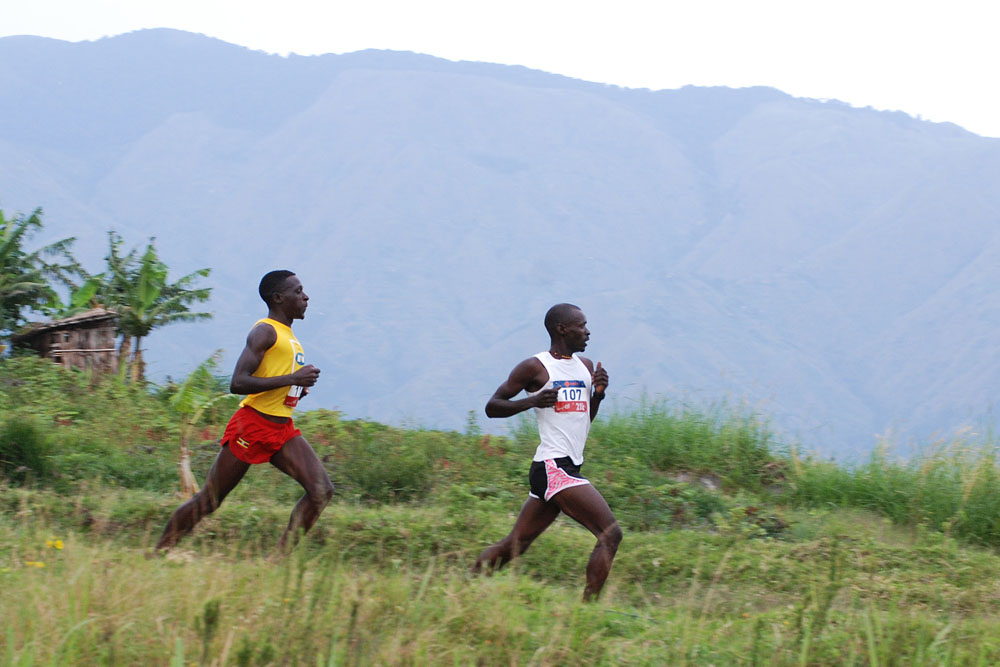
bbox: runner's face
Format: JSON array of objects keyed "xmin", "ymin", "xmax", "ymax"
[
  {"xmin": 278, "ymin": 276, "xmax": 309, "ymax": 319},
  {"xmin": 562, "ymin": 309, "xmax": 590, "ymax": 352}
]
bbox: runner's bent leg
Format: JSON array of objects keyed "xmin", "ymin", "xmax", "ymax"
[
  {"xmin": 552, "ymin": 483, "xmax": 622, "ymax": 600},
  {"xmin": 268, "ymin": 435, "xmax": 335, "ymax": 551},
  {"xmin": 155, "ymin": 445, "xmax": 250, "ymax": 550},
  {"xmin": 472, "ymin": 497, "xmax": 561, "ymax": 573}
]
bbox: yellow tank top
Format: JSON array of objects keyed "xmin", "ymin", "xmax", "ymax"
[{"xmin": 239, "ymin": 318, "xmax": 305, "ymax": 418}]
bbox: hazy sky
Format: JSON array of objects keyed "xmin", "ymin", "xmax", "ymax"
[{"xmin": 4, "ymin": 0, "xmax": 1000, "ymax": 138}]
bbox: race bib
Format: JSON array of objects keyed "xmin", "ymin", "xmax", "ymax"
[
  {"xmin": 283, "ymin": 385, "xmax": 303, "ymax": 407},
  {"xmin": 553, "ymin": 380, "xmax": 587, "ymax": 413},
  {"xmin": 283, "ymin": 341, "xmax": 305, "ymax": 407}
]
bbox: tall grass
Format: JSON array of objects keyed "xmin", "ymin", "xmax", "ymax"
[
  {"xmin": 790, "ymin": 429, "xmax": 1000, "ymax": 545},
  {"xmin": 5, "ymin": 508, "xmax": 1000, "ymax": 664},
  {"xmin": 587, "ymin": 399, "xmax": 780, "ymax": 489}
]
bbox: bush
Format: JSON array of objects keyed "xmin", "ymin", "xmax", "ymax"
[
  {"xmin": 335, "ymin": 427, "xmax": 438, "ymax": 503},
  {"xmin": 0, "ymin": 356, "xmax": 91, "ymax": 421},
  {"xmin": 49, "ymin": 431, "xmax": 177, "ymax": 492},
  {"xmin": 0, "ymin": 418, "xmax": 53, "ymax": 484}
]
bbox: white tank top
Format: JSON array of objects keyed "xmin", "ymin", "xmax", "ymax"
[{"xmin": 528, "ymin": 352, "xmax": 593, "ymax": 465}]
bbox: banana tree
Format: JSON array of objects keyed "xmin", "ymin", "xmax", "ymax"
[
  {"xmin": 0, "ymin": 208, "xmax": 79, "ymax": 339},
  {"xmin": 111, "ymin": 239, "xmax": 212, "ymax": 382}
]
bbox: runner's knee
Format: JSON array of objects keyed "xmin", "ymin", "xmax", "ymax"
[
  {"xmin": 600, "ymin": 522, "xmax": 623, "ymax": 550},
  {"xmin": 308, "ymin": 478, "xmax": 334, "ymax": 504},
  {"xmin": 192, "ymin": 489, "xmax": 223, "ymax": 516}
]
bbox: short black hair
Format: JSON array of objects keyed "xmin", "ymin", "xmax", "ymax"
[
  {"xmin": 544, "ymin": 303, "xmax": 581, "ymax": 335},
  {"xmin": 259, "ymin": 270, "xmax": 296, "ymax": 305}
]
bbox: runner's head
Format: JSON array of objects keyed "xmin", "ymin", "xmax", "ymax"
[
  {"xmin": 259, "ymin": 270, "xmax": 295, "ymax": 305},
  {"xmin": 544, "ymin": 303, "xmax": 589, "ymax": 352},
  {"xmin": 259, "ymin": 270, "xmax": 308, "ymax": 320}
]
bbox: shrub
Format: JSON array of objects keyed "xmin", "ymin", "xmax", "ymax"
[
  {"xmin": 0, "ymin": 417, "xmax": 53, "ymax": 484},
  {"xmin": 0, "ymin": 357, "xmax": 90, "ymax": 421},
  {"xmin": 49, "ymin": 431, "xmax": 176, "ymax": 492},
  {"xmin": 335, "ymin": 428, "xmax": 437, "ymax": 503}
]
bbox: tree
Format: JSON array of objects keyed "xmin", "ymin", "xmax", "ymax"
[
  {"xmin": 0, "ymin": 208, "xmax": 79, "ymax": 343},
  {"xmin": 46, "ymin": 232, "xmax": 213, "ymax": 381},
  {"xmin": 92, "ymin": 232, "xmax": 140, "ymax": 373},
  {"xmin": 110, "ymin": 238, "xmax": 212, "ymax": 382},
  {"xmin": 50, "ymin": 232, "xmax": 132, "ymax": 318},
  {"xmin": 2, "ymin": 217, "xmax": 211, "ymax": 381}
]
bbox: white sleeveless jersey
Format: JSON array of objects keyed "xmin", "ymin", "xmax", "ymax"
[{"xmin": 528, "ymin": 352, "xmax": 593, "ymax": 465}]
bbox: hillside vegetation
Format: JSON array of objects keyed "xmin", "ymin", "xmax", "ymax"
[{"xmin": 3, "ymin": 357, "xmax": 1000, "ymax": 665}]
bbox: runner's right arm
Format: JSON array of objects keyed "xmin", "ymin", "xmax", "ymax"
[
  {"xmin": 229, "ymin": 323, "xmax": 320, "ymax": 395},
  {"xmin": 485, "ymin": 357, "xmax": 558, "ymax": 418}
]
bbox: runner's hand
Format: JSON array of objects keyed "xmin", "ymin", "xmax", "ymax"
[
  {"xmin": 291, "ymin": 364, "xmax": 321, "ymax": 387},
  {"xmin": 531, "ymin": 388, "xmax": 560, "ymax": 408},
  {"xmin": 593, "ymin": 361, "xmax": 608, "ymax": 395}
]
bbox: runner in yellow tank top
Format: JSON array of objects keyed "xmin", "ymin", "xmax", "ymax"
[
  {"xmin": 155, "ymin": 270, "xmax": 335, "ymax": 554},
  {"xmin": 241, "ymin": 317, "xmax": 306, "ymax": 417}
]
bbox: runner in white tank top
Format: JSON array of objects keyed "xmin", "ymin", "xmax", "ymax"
[
  {"xmin": 471, "ymin": 304, "xmax": 622, "ymax": 601},
  {"xmin": 529, "ymin": 351, "xmax": 592, "ymax": 465}
]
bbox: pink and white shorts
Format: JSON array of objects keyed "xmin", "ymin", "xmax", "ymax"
[{"xmin": 528, "ymin": 457, "xmax": 590, "ymax": 502}]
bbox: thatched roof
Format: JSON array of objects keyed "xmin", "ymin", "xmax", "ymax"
[{"xmin": 12, "ymin": 308, "xmax": 118, "ymax": 341}]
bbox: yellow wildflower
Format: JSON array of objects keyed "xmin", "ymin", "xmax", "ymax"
[
  {"xmin": 24, "ymin": 561, "xmax": 46, "ymax": 568},
  {"xmin": 45, "ymin": 538, "xmax": 64, "ymax": 549}
]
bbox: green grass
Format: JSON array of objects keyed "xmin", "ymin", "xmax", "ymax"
[
  {"xmin": 2, "ymin": 356, "xmax": 1000, "ymax": 664},
  {"xmin": 788, "ymin": 434, "xmax": 1000, "ymax": 546},
  {"xmin": 5, "ymin": 492, "xmax": 1000, "ymax": 665}
]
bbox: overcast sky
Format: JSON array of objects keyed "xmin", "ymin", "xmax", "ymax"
[{"xmin": 4, "ymin": 0, "xmax": 1000, "ymax": 138}]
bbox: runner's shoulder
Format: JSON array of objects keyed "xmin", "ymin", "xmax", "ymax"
[
  {"xmin": 510, "ymin": 356, "xmax": 548, "ymax": 391},
  {"xmin": 246, "ymin": 320, "xmax": 278, "ymax": 347},
  {"xmin": 514, "ymin": 355, "xmax": 547, "ymax": 375}
]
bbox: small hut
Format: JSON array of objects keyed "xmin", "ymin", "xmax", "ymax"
[{"xmin": 12, "ymin": 308, "xmax": 119, "ymax": 373}]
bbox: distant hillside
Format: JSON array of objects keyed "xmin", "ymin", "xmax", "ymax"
[{"xmin": 1, "ymin": 29, "xmax": 998, "ymax": 454}]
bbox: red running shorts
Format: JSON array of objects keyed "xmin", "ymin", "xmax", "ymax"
[{"xmin": 221, "ymin": 406, "xmax": 301, "ymax": 464}]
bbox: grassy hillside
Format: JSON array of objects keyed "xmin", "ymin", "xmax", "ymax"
[{"xmin": 2, "ymin": 357, "xmax": 1000, "ymax": 665}]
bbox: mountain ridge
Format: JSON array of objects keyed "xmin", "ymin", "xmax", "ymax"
[{"xmin": 1, "ymin": 29, "xmax": 997, "ymax": 455}]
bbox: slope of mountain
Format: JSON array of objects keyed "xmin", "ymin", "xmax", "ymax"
[{"xmin": 2, "ymin": 29, "xmax": 997, "ymax": 455}]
